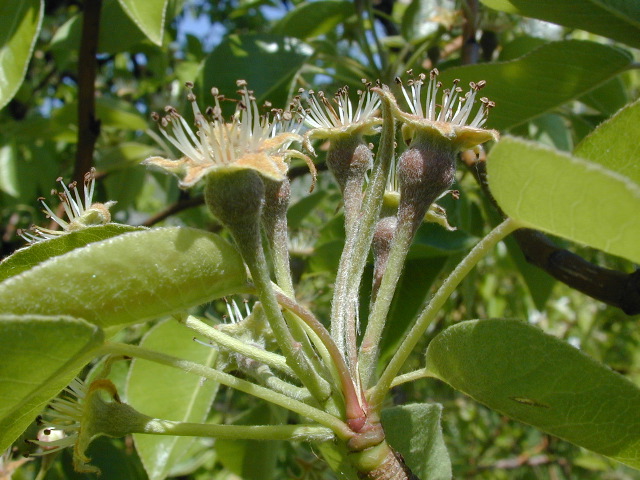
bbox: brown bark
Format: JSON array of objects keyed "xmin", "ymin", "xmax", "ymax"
[
  {"xmin": 73, "ymin": 0, "xmax": 102, "ymax": 185},
  {"xmin": 358, "ymin": 449, "xmax": 420, "ymax": 480}
]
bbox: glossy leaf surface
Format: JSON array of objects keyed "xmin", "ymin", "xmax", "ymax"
[
  {"xmin": 481, "ymin": 0, "xmax": 640, "ymax": 49},
  {"xmin": 117, "ymin": 0, "xmax": 168, "ymax": 46},
  {"xmin": 0, "ymin": 227, "xmax": 248, "ymax": 327},
  {"xmin": 272, "ymin": 1, "xmax": 354, "ymax": 39},
  {"xmin": 201, "ymin": 34, "xmax": 312, "ymax": 116},
  {"xmin": 0, "ymin": 315, "xmax": 104, "ymax": 451},
  {"xmin": 0, "ymin": 0, "xmax": 43, "ymax": 110},
  {"xmin": 487, "ymin": 136, "xmax": 640, "ymax": 263},
  {"xmin": 437, "ymin": 40, "xmax": 632, "ymax": 130},
  {"xmin": 426, "ymin": 319, "xmax": 640, "ymax": 469}
]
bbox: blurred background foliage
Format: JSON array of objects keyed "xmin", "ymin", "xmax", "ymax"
[{"xmin": 1, "ymin": 0, "xmax": 639, "ymax": 478}]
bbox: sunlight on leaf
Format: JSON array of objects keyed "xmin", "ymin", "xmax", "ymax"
[
  {"xmin": 0, "ymin": 0, "xmax": 43, "ymax": 110},
  {"xmin": 487, "ymin": 136, "xmax": 640, "ymax": 263},
  {"xmin": 0, "ymin": 315, "xmax": 104, "ymax": 452},
  {"xmin": 0, "ymin": 225, "xmax": 144, "ymax": 282},
  {"xmin": 0, "ymin": 227, "xmax": 248, "ymax": 328},
  {"xmin": 117, "ymin": 0, "xmax": 167, "ymax": 46},
  {"xmin": 481, "ymin": 0, "xmax": 640, "ymax": 49},
  {"xmin": 574, "ymin": 98, "xmax": 640, "ymax": 186},
  {"xmin": 437, "ymin": 40, "xmax": 633, "ymax": 130},
  {"xmin": 426, "ymin": 319, "xmax": 640, "ymax": 469}
]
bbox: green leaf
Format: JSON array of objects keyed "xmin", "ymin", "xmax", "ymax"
[
  {"xmin": 574, "ymin": 98, "xmax": 640, "ymax": 186},
  {"xmin": 0, "ymin": 116, "xmax": 72, "ymax": 142},
  {"xmin": 381, "ymin": 403, "xmax": 452, "ymax": 480},
  {"xmin": 117, "ymin": 0, "xmax": 168, "ymax": 46},
  {"xmin": 201, "ymin": 34, "xmax": 312, "ymax": 115},
  {"xmin": 0, "ymin": 0, "xmax": 43, "ymax": 110},
  {"xmin": 104, "ymin": 166, "xmax": 147, "ymax": 211},
  {"xmin": 127, "ymin": 320, "xmax": 219, "ymax": 480},
  {"xmin": 96, "ymin": 97, "xmax": 149, "ymax": 130},
  {"xmin": 480, "ymin": 0, "xmax": 640, "ymax": 49},
  {"xmin": 579, "ymin": 77, "xmax": 629, "ymax": 117},
  {"xmin": 437, "ymin": 40, "xmax": 633, "ymax": 130},
  {"xmin": 309, "ymin": 240, "xmax": 344, "ymax": 274},
  {"xmin": 409, "ymin": 224, "xmax": 476, "ymax": 259},
  {"xmin": 164, "ymin": 438, "xmax": 216, "ymax": 478},
  {"xmin": 486, "ymin": 136, "xmax": 640, "ymax": 264},
  {"xmin": 498, "ymin": 36, "xmax": 547, "ymax": 61},
  {"xmin": 62, "ymin": 436, "xmax": 147, "ymax": 479},
  {"xmin": 401, "ymin": 0, "xmax": 442, "ymax": 41},
  {"xmin": 272, "ymin": 1, "xmax": 354, "ymax": 39},
  {"xmin": 426, "ymin": 319, "xmax": 640, "ymax": 469},
  {"xmin": 0, "ymin": 144, "xmax": 20, "ymax": 198},
  {"xmin": 98, "ymin": 142, "xmax": 160, "ymax": 172},
  {"xmin": 316, "ymin": 441, "xmax": 359, "ymax": 480},
  {"xmin": 49, "ymin": 0, "xmax": 148, "ymax": 58},
  {"xmin": 95, "ymin": 0, "xmax": 147, "ymax": 52},
  {"xmin": 0, "ymin": 225, "xmax": 145, "ymax": 283},
  {"xmin": 50, "ymin": 96, "xmax": 148, "ymax": 134},
  {"xmin": 529, "ymin": 113, "xmax": 572, "ymax": 151},
  {"xmin": 0, "ymin": 227, "xmax": 248, "ymax": 328},
  {"xmin": 0, "ymin": 315, "xmax": 104, "ymax": 452},
  {"xmin": 215, "ymin": 404, "xmax": 286, "ymax": 480}
]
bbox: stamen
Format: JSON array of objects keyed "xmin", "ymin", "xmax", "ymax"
[
  {"xmin": 397, "ymin": 69, "xmax": 493, "ymax": 129},
  {"xmin": 302, "ymin": 84, "xmax": 379, "ymax": 130}
]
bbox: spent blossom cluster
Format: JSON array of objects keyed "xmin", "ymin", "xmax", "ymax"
[{"xmin": 27, "ymin": 68, "xmax": 498, "ymax": 479}]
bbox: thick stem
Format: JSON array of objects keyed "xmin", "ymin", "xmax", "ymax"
[
  {"xmin": 262, "ymin": 179, "xmax": 330, "ymax": 388},
  {"xmin": 461, "ymin": 0, "xmax": 480, "ymax": 65},
  {"xmin": 368, "ymin": 218, "xmax": 520, "ymax": 411},
  {"xmin": 234, "ymin": 222, "xmax": 333, "ymax": 404},
  {"xmin": 275, "ymin": 291, "xmax": 365, "ymax": 429},
  {"xmin": 263, "ymin": 178, "xmax": 295, "ymax": 296},
  {"xmin": 330, "ymin": 92, "xmax": 396, "ymax": 369},
  {"xmin": 359, "ymin": 135, "xmax": 457, "ymax": 388},
  {"xmin": 73, "ymin": 0, "xmax": 101, "ymax": 185},
  {"xmin": 358, "ymin": 217, "xmax": 413, "ymax": 388},
  {"xmin": 101, "ymin": 342, "xmax": 352, "ymax": 439},
  {"xmin": 350, "ymin": 442, "xmax": 420, "ymax": 480},
  {"xmin": 205, "ymin": 171, "xmax": 332, "ymax": 404}
]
